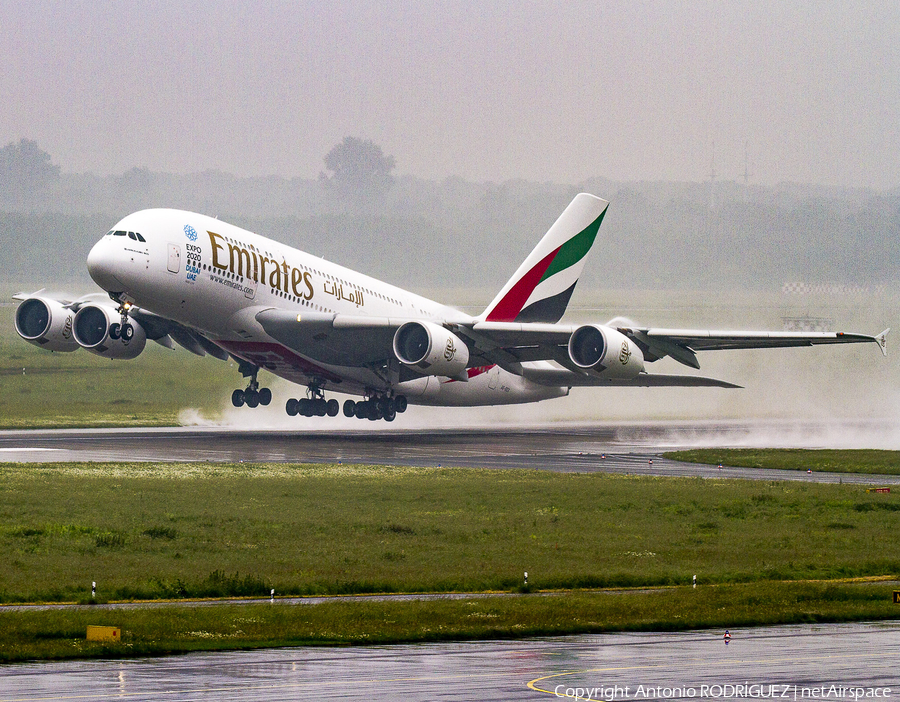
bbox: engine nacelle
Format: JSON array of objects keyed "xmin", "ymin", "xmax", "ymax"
[
  {"xmin": 73, "ymin": 304, "xmax": 146, "ymax": 359},
  {"xmin": 15, "ymin": 297, "xmax": 80, "ymax": 352},
  {"xmin": 568, "ymin": 325, "xmax": 644, "ymax": 379},
  {"xmin": 393, "ymin": 321, "xmax": 469, "ymax": 379}
]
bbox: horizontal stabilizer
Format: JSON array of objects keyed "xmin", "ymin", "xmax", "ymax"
[{"xmin": 521, "ymin": 366, "xmax": 741, "ymax": 388}]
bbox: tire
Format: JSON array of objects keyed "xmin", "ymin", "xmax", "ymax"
[
  {"xmin": 259, "ymin": 387, "xmax": 272, "ymax": 405},
  {"xmin": 109, "ymin": 323, "xmax": 121, "ymax": 340},
  {"xmin": 326, "ymin": 399, "xmax": 340, "ymax": 417},
  {"xmin": 122, "ymin": 323, "xmax": 134, "ymax": 341},
  {"xmin": 286, "ymin": 398, "xmax": 298, "ymax": 416},
  {"xmin": 245, "ymin": 389, "xmax": 260, "ymax": 408},
  {"xmin": 354, "ymin": 402, "xmax": 368, "ymax": 420},
  {"xmin": 298, "ymin": 399, "xmax": 312, "ymax": 416},
  {"xmin": 231, "ymin": 389, "xmax": 245, "ymax": 407},
  {"xmin": 343, "ymin": 399, "xmax": 356, "ymax": 417},
  {"xmin": 315, "ymin": 399, "xmax": 327, "ymax": 417},
  {"xmin": 384, "ymin": 407, "xmax": 396, "ymax": 422},
  {"xmin": 394, "ymin": 395, "xmax": 408, "ymax": 413}
]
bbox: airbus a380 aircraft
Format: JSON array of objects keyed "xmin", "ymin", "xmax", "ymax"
[{"xmin": 13, "ymin": 194, "xmax": 888, "ymax": 422}]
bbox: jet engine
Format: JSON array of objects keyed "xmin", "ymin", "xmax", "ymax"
[
  {"xmin": 393, "ymin": 321, "xmax": 469, "ymax": 379},
  {"xmin": 14, "ymin": 296, "xmax": 80, "ymax": 352},
  {"xmin": 73, "ymin": 303, "xmax": 147, "ymax": 359},
  {"xmin": 568, "ymin": 324, "xmax": 644, "ymax": 378}
]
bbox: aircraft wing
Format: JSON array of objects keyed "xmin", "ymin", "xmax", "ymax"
[
  {"xmin": 459, "ymin": 321, "xmax": 888, "ymax": 371},
  {"xmin": 256, "ymin": 309, "xmax": 888, "ymax": 379},
  {"xmin": 620, "ymin": 326, "xmax": 890, "ymax": 369}
]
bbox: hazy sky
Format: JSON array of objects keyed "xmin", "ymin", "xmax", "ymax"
[{"xmin": 3, "ymin": 1, "xmax": 899, "ymax": 188}]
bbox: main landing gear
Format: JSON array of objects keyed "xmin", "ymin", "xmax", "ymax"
[
  {"xmin": 231, "ymin": 362, "xmax": 272, "ymax": 408},
  {"xmin": 342, "ymin": 395, "xmax": 408, "ymax": 422},
  {"xmin": 284, "ymin": 389, "xmax": 408, "ymax": 422},
  {"xmin": 285, "ymin": 384, "xmax": 339, "ymax": 418}
]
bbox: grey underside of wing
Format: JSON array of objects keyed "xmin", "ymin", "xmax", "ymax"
[
  {"xmin": 131, "ymin": 308, "xmax": 229, "ymax": 360},
  {"xmin": 521, "ymin": 366, "xmax": 741, "ymax": 388},
  {"xmin": 255, "ymin": 309, "xmax": 397, "ymax": 366}
]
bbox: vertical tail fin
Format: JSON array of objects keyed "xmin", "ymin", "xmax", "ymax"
[{"xmin": 479, "ymin": 193, "xmax": 608, "ymax": 323}]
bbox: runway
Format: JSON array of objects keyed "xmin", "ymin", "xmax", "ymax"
[
  {"xmin": 2, "ymin": 421, "xmax": 898, "ymax": 695},
  {"xmin": 2, "ymin": 621, "xmax": 898, "ymax": 701},
  {"xmin": 1, "ymin": 419, "xmax": 898, "ymax": 484}
]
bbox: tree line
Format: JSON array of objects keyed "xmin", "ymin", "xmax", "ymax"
[{"xmin": 1, "ymin": 138, "xmax": 898, "ymax": 293}]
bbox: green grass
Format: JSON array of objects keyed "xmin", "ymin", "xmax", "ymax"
[
  {"xmin": 1, "ymin": 580, "xmax": 897, "ymax": 662},
  {"xmin": 2, "ymin": 462, "xmax": 900, "ymax": 604},
  {"xmin": 0, "ymin": 305, "xmax": 235, "ymax": 428},
  {"xmin": 666, "ymin": 449, "xmax": 900, "ymax": 475}
]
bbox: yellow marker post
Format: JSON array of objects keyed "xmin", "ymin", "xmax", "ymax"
[{"xmin": 86, "ymin": 625, "xmax": 121, "ymax": 642}]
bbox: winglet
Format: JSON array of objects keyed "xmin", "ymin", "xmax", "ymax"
[{"xmin": 876, "ymin": 328, "xmax": 889, "ymax": 357}]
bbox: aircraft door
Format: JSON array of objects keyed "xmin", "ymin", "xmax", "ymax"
[{"xmin": 167, "ymin": 244, "xmax": 181, "ymax": 274}]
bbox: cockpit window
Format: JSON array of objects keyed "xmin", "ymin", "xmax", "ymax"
[
  {"xmin": 113, "ymin": 230, "xmax": 127, "ymax": 236},
  {"xmin": 135, "ymin": 232, "xmax": 146, "ymax": 242}
]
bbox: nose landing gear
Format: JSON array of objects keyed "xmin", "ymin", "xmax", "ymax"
[{"xmin": 108, "ymin": 299, "xmax": 135, "ymax": 342}]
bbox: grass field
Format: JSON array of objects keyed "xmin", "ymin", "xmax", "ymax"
[
  {"xmin": 2, "ymin": 580, "xmax": 897, "ymax": 662},
  {"xmin": 666, "ymin": 449, "xmax": 900, "ymax": 475},
  {"xmin": 2, "ymin": 462, "xmax": 899, "ymax": 605},
  {"xmin": 0, "ymin": 305, "xmax": 235, "ymax": 428}
]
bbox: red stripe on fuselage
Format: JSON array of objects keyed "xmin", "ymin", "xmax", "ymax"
[
  {"xmin": 442, "ymin": 364, "xmax": 496, "ymax": 384},
  {"xmin": 215, "ymin": 340, "xmax": 343, "ymax": 383}
]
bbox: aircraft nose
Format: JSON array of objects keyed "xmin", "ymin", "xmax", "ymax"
[{"xmin": 87, "ymin": 238, "xmax": 127, "ymax": 293}]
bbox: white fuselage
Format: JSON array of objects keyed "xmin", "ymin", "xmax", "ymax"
[{"xmin": 86, "ymin": 209, "xmax": 567, "ymax": 406}]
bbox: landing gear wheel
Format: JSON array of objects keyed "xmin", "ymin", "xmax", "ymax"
[
  {"xmin": 109, "ymin": 323, "xmax": 121, "ymax": 340},
  {"xmin": 259, "ymin": 388, "xmax": 272, "ymax": 406},
  {"xmin": 121, "ymin": 323, "xmax": 134, "ymax": 341},
  {"xmin": 343, "ymin": 399, "xmax": 356, "ymax": 417},
  {"xmin": 286, "ymin": 398, "xmax": 299, "ymax": 416},
  {"xmin": 298, "ymin": 398, "xmax": 312, "ymax": 416},
  {"xmin": 326, "ymin": 399, "xmax": 340, "ymax": 417},
  {"xmin": 231, "ymin": 389, "xmax": 245, "ymax": 408},
  {"xmin": 245, "ymin": 389, "xmax": 260, "ymax": 408},
  {"xmin": 384, "ymin": 406, "xmax": 397, "ymax": 422},
  {"xmin": 394, "ymin": 395, "xmax": 408, "ymax": 413}
]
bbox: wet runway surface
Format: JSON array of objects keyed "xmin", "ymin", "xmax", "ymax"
[
  {"xmin": 2, "ymin": 621, "xmax": 898, "ymax": 701},
  {"xmin": 1, "ymin": 420, "xmax": 898, "ymax": 484},
  {"xmin": 2, "ymin": 420, "xmax": 898, "ymax": 695}
]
